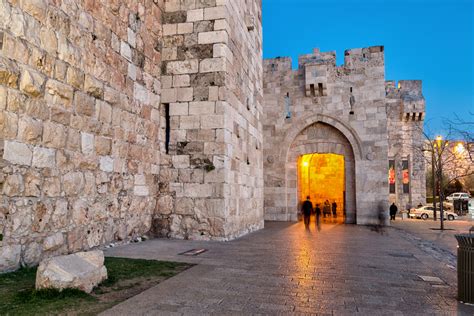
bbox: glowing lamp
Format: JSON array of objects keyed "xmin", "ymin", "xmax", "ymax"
[
  {"xmin": 302, "ymin": 161, "xmax": 309, "ymax": 167},
  {"xmin": 455, "ymin": 143, "xmax": 465, "ymax": 155}
]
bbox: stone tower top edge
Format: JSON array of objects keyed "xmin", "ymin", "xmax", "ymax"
[{"xmin": 263, "ymin": 45, "xmax": 385, "ymax": 71}]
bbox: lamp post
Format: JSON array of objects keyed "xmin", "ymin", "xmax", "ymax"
[{"xmin": 436, "ymin": 136, "xmax": 445, "ymax": 230}]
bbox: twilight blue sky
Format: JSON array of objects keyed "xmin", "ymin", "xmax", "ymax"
[{"xmin": 262, "ymin": 0, "xmax": 473, "ymax": 136}]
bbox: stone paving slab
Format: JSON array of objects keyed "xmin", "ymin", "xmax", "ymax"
[{"xmin": 101, "ymin": 221, "xmax": 474, "ymax": 315}]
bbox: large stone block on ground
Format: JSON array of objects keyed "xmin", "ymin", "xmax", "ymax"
[{"xmin": 35, "ymin": 250, "xmax": 107, "ymax": 293}]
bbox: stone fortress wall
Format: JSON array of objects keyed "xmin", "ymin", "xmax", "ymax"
[
  {"xmin": 0, "ymin": 0, "xmax": 264, "ymax": 272},
  {"xmin": 262, "ymin": 47, "xmax": 425, "ymax": 224}
]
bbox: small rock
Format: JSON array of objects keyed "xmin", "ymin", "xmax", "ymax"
[{"xmin": 36, "ymin": 250, "xmax": 107, "ymax": 293}]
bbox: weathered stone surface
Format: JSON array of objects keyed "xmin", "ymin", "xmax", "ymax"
[
  {"xmin": 3, "ymin": 140, "xmax": 32, "ymax": 165},
  {"xmin": 0, "ymin": 244, "xmax": 21, "ymax": 272},
  {"xmin": 35, "ymin": 250, "xmax": 108, "ymax": 293},
  {"xmin": 45, "ymin": 79, "xmax": 74, "ymax": 107},
  {"xmin": 43, "ymin": 232, "xmax": 64, "ymax": 251},
  {"xmin": 32, "ymin": 146, "xmax": 56, "ymax": 168},
  {"xmin": 18, "ymin": 117, "xmax": 42, "ymax": 143},
  {"xmin": 19, "ymin": 68, "xmax": 45, "ymax": 97},
  {"xmin": 0, "ymin": 56, "xmax": 19, "ymax": 88}
]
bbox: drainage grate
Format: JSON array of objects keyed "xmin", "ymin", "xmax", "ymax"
[{"xmin": 179, "ymin": 248, "xmax": 208, "ymax": 256}]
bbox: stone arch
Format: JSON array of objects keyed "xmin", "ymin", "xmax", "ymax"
[
  {"xmin": 279, "ymin": 113, "xmax": 364, "ymax": 162},
  {"xmin": 283, "ymin": 119, "xmax": 358, "ymax": 223}
]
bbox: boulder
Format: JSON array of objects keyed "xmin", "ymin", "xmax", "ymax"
[{"xmin": 35, "ymin": 250, "xmax": 107, "ymax": 293}]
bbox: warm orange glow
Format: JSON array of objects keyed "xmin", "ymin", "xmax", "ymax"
[{"xmin": 298, "ymin": 153, "xmax": 345, "ymax": 216}]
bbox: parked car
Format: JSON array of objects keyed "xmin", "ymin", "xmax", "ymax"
[
  {"xmin": 446, "ymin": 192, "xmax": 471, "ymax": 202},
  {"xmin": 408, "ymin": 205, "xmax": 458, "ymax": 221}
]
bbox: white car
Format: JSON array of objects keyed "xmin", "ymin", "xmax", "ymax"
[
  {"xmin": 446, "ymin": 192, "xmax": 471, "ymax": 202},
  {"xmin": 408, "ymin": 205, "xmax": 458, "ymax": 221}
]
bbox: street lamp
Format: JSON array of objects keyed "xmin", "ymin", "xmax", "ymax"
[{"xmin": 435, "ymin": 135, "xmax": 447, "ymax": 230}]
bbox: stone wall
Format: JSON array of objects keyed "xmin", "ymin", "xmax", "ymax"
[
  {"xmin": 153, "ymin": 0, "xmax": 264, "ymax": 240},
  {"xmin": 0, "ymin": 0, "xmax": 164, "ymax": 271},
  {"xmin": 263, "ymin": 47, "xmax": 391, "ymax": 225}
]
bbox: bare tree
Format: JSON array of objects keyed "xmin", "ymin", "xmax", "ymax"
[{"xmin": 409, "ymin": 118, "xmax": 473, "ymax": 229}]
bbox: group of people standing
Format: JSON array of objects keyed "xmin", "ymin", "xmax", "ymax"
[{"xmin": 301, "ymin": 196, "xmax": 338, "ymax": 229}]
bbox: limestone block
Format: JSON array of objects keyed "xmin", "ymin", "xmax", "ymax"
[
  {"xmin": 120, "ymin": 41, "xmax": 132, "ymax": 62},
  {"xmin": 95, "ymin": 137, "xmax": 111, "ymax": 155},
  {"xmin": 39, "ymin": 27, "xmax": 57, "ymax": 54},
  {"xmin": 43, "ymin": 177, "xmax": 61, "ymax": 197},
  {"xmin": 198, "ymin": 31, "xmax": 228, "ymax": 45},
  {"xmin": 81, "ymin": 132, "xmax": 94, "ymax": 155},
  {"xmin": 22, "ymin": 242, "xmax": 42, "ymax": 267},
  {"xmin": 201, "ymin": 114, "xmax": 224, "ymax": 129},
  {"xmin": 45, "ymin": 79, "xmax": 73, "ymax": 107},
  {"xmin": 189, "ymin": 101, "xmax": 215, "ymax": 115},
  {"xmin": 177, "ymin": 23, "xmax": 193, "ymax": 34},
  {"xmin": 0, "ymin": 111, "xmax": 18, "ymax": 138},
  {"xmin": 20, "ymin": 0, "xmax": 47, "ymax": 21},
  {"xmin": 3, "ymin": 140, "xmax": 32, "ymax": 166},
  {"xmin": 84, "ymin": 75, "xmax": 103, "ymax": 99},
  {"xmin": 18, "ymin": 116, "xmax": 42, "ymax": 143},
  {"xmin": 43, "ymin": 122, "xmax": 67, "ymax": 149},
  {"xmin": 24, "ymin": 170, "xmax": 41, "ymax": 197},
  {"xmin": 98, "ymin": 100, "xmax": 112, "ymax": 123},
  {"xmin": 32, "ymin": 146, "xmax": 56, "ymax": 168},
  {"xmin": 183, "ymin": 183, "xmax": 213, "ymax": 197},
  {"xmin": 19, "ymin": 68, "xmax": 45, "ymax": 97},
  {"xmin": 66, "ymin": 67, "xmax": 84, "ymax": 89},
  {"xmin": 187, "ymin": 9, "xmax": 203, "ymax": 22},
  {"xmin": 172, "ymin": 75, "xmax": 190, "ymax": 87},
  {"xmin": 204, "ymin": 6, "xmax": 226, "ymax": 20},
  {"xmin": 133, "ymin": 83, "xmax": 149, "ymax": 104},
  {"xmin": 157, "ymin": 195, "xmax": 174, "ymax": 215},
  {"xmin": 2, "ymin": 174, "xmax": 24, "ymax": 196},
  {"xmin": 175, "ymin": 197, "xmax": 194, "ymax": 215},
  {"xmin": 63, "ymin": 172, "xmax": 84, "ymax": 196},
  {"xmin": 163, "ymin": 24, "xmax": 177, "ymax": 36},
  {"xmin": 0, "ymin": 56, "xmax": 19, "ymax": 88},
  {"xmin": 0, "ymin": 244, "xmax": 21, "ymax": 272},
  {"xmin": 127, "ymin": 28, "xmax": 136, "ymax": 48},
  {"xmin": 161, "ymin": 88, "xmax": 177, "ymax": 103},
  {"xmin": 99, "ymin": 156, "xmax": 113, "ymax": 172},
  {"xmin": 166, "ymin": 60, "xmax": 199, "ymax": 75},
  {"xmin": 43, "ymin": 232, "xmax": 64, "ymax": 251},
  {"xmin": 74, "ymin": 92, "xmax": 95, "ymax": 116},
  {"xmin": 177, "ymin": 87, "xmax": 193, "ymax": 102},
  {"xmin": 35, "ymin": 250, "xmax": 108, "ymax": 293},
  {"xmin": 199, "ymin": 57, "xmax": 226, "ymax": 73},
  {"xmin": 172, "ymin": 155, "xmax": 190, "ymax": 168}
]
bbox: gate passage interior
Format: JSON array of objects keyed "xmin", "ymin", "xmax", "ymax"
[{"xmin": 298, "ymin": 153, "xmax": 345, "ymax": 220}]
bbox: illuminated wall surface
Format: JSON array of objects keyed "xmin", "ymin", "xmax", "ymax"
[{"xmin": 298, "ymin": 154, "xmax": 345, "ymax": 215}]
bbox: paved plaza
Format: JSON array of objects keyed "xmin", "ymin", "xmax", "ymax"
[{"xmin": 101, "ymin": 219, "xmax": 474, "ymax": 315}]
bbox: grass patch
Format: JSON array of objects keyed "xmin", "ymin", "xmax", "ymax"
[{"xmin": 0, "ymin": 257, "xmax": 191, "ymax": 315}]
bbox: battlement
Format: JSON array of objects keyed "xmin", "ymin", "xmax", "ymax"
[
  {"xmin": 263, "ymin": 57, "xmax": 292, "ymax": 73},
  {"xmin": 386, "ymin": 80, "xmax": 425, "ymax": 121}
]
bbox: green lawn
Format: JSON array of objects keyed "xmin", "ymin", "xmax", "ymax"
[{"xmin": 0, "ymin": 257, "xmax": 191, "ymax": 315}]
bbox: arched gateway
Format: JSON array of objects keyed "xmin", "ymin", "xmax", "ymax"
[{"xmin": 283, "ymin": 115, "xmax": 360, "ymax": 223}]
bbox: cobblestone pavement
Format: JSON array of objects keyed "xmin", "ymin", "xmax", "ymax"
[{"xmin": 101, "ymin": 219, "xmax": 474, "ymax": 315}]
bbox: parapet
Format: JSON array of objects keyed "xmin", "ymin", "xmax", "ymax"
[
  {"xmin": 263, "ymin": 57, "xmax": 292, "ymax": 73},
  {"xmin": 386, "ymin": 80, "xmax": 425, "ymax": 121}
]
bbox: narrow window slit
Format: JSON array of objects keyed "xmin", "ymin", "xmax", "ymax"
[{"xmin": 164, "ymin": 103, "xmax": 170, "ymax": 154}]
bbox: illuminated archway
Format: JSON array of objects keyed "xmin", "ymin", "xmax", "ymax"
[
  {"xmin": 298, "ymin": 153, "xmax": 345, "ymax": 218},
  {"xmin": 286, "ymin": 122, "xmax": 357, "ymax": 223}
]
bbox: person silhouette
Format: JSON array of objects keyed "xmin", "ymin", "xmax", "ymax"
[{"xmin": 301, "ymin": 196, "xmax": 313, "ymax": 229}]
